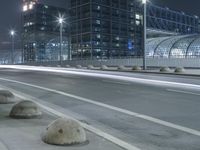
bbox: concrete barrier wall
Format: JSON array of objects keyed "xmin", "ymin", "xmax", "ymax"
[{"xmin": 23, "ymin": 58, "xmax": 200, "ymax": 68}]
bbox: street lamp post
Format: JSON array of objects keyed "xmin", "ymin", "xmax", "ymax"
[
  {"xmin": 142, "ymin": 0, "xmax": 147, "ymax": 70},
  {"xmin": 58, "ymin": 17, "xmax": 64, "ymax": 66},
  {"xmin": 10, "ymin": 30, "xmax": 15, "ymax": 64}
]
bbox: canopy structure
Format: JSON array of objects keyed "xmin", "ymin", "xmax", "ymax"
[{"xmin": 146, "ymin": 34, "xmax": 200, "ymax": 58}]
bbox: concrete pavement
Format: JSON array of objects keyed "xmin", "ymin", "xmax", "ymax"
[{"xmin": 0, "ymin": 93, "xmax": 125, "ymax": 150}]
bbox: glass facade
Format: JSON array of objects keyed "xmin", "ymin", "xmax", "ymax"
[
  {"xmin": 70, "ymin": 0, "xmax": 143, "ymax": 60},
  {"xmin": 22, "ymin": 2, "xmax": 68, "ymax": 62},
  {"xmin": 146, "ymin": 34, "xmax": 200, "ymax": 58}
]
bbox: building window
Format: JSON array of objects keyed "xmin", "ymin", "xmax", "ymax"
[{"xmin": 96, "ymin": 20, "xmax": 101, "ymax": 25}]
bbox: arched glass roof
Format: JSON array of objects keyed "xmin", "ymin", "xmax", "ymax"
[{"xmin": 146, "ymin": 34, "xmax": 200, "ymax": 58}]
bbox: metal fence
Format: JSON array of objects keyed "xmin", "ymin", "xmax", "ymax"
[{"xmin": 23, "ymin": 58, "xmax": 200, "ymax": 68}]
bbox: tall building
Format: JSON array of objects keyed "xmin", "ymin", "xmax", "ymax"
[
  {"xmin": 70, "ymin": 0, "xmax": 143, "ymax": 60},
  {"xmin": 22, "ymin": 0, "xmax": 69, "ymax": 62}
]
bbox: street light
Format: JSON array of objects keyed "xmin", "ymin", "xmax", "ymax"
[
  {"xmin": 142, "ymin": 0, "xmax": 147, "ymax": 70},
  {"xmin": 57, "ymin": 16, "xmax": 64, "ymax": 66},
  {"xmin": 10, "ymin": 30, "xmax": 15, "ymax": 64}
]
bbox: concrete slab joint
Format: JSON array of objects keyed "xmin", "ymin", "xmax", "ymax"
[{"xmin": 42, "ymin": 118, "xmax": 87, "ymax": 146}]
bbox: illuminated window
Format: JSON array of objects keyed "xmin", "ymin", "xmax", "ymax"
[
  {"xmin": 97, "ymin": 6, "xmax": 101, "ymax": 10},
  {"xmin": 115, "ymin": 36, "xmax": 119, "ymax": 40},
  {"xmin": 136, "ymin": 20, "xmax": 140, "ymax": 25},
  {"xmin": 96, "ymin": 20, "xmax": 101, "ymax": 25},
  {"xmin": 29, "ymin": 4, "xmax": 33, "ymax": 9},
  {"xmin": 135, "ymin": 14, "xmax": 140, "ymax": 20},
  {"xmin": 23, "ymin": 5, "xmax": 28, "ymax": 12},
  {"xmin": 97, "ymin": 34, "xmax": 101, "ymax": 38}
]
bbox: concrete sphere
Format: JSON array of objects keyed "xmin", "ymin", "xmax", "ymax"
[
  {"xmin": 174, "ymin": 67, "xmax": 185, "ymax": 73},
  {"xmin": 76, "ymin": 65, "xmax": 82, "ymax": 69},
  {"xmin": 9, "ymin": 100, "xmax": 42, "ymax": 119},
  {"xmin": 65, "ymin": 65, "xmax": 71, "ymax": 68},
  {"xmin": 160, "ymin": 67, "xmax": 171, "ymax": 72},
  {"xmin": 87, "ymin": 65, "xmax": 94, "ymax": 69},
  {"xmin": 118, "ymin": 65, "xmax": 126, "ymax": 70},
  {"xmin": 101, "ymin": 65, "xmax": 108, "ymax": 70},
  {"xmin": 0, "ymin": 90, "xmax": 15, "ymax": 104},
  {"xmin": 132, "ymin": 66, "xmax": 142, "ymax": 71},
  {"xmin": 42, "ymin": 118, "xmax": 87, "ymax": 146}
]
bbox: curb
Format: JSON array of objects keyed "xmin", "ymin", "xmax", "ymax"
[
  {"xmin": 129, "ymin": 70, "xmax": 200, "ymax": 77},
  {"xmin": 86, "ymin": 68, "xmax": 200, "ymax": 77}
]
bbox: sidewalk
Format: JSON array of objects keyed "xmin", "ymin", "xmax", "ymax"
[{"xmin": 0, "ymin": 100, "xmax": 124, "ymax": 150}]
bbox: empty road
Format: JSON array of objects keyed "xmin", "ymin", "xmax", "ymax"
[{"xmin": 0, "ymin": 66, "xmax": 199, "ymax": 150}]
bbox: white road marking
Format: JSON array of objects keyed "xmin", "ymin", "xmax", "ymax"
[
  {"xmin": 6, "ymin": 87, "xmax": 140, "ymax": 150},
  {"xmin": 167, "ymin": 89, "xmax": 200, "ymax": 96},
  {"xmin": 0, "ymin": 77, "xmax": 200, "ymax": 137},
  {"xmin": 102, "ymin": 80, "xmax": 131, "ymax": 85},
  {"xmin": 0, "ymin": 65, "xmax": 200, "ymax": 90}
]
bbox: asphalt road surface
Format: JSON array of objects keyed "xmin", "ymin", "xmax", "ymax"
[{"xmin": 0, "ymin": 66, "xmax": 199, "ymax": 150}]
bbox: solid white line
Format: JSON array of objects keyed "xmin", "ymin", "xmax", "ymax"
[
  {"xmin": 0, "ymin": 77, "xmax": 200, "ymax": 137},
  {"xmin": 167, "ymin": 89, "xmax": 200, "ymax": 96},
  {"xmin": 8, "ymin": 88, "xmax": 140, "ymax": 150}
]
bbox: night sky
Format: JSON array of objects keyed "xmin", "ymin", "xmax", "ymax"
[{"xmin": 0, "ymin": 0, "xmax": 199, "ymax": 50}]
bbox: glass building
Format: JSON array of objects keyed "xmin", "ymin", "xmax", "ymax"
[
  {"xmin": 70, "ymin": 0, "xmax": 144, "ymax": 60},
  {"xmin": 22, "ymin": 0, "xmax": 69, "ymax": 62},
  {"xmin": 70, "ymin": 0, "xmax": 200, "ymax": 60}
]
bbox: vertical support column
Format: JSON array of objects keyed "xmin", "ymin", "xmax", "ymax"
[
  {"xmin": 142, "ymin": 1, "xmax": 147, "ymax": 70},
  {"xmin": 60, "ymin": 22, "xmax": 63, "ymax": 66},
  {"xmin": 11, "ymin": 35, "xmax": 14, "ymax": 64},
  {"xmin": 90, "ymin": 0, "xmax": 93, "ymax": 60}
]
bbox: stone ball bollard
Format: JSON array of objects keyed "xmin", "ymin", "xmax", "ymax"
[
  {"xmin": 132, "ymin": 66, "xmax": 142, "ymax": 71},
  {"xmin": 76, "ymin": 65, "xmax": 82, "ymax": 69},
  {"xmin": 9, "ymin": 100, "xmax": 42, "ymax": 119},
  {"xmin": 101, "ymin": 65, "xmax": 108, "ymax": 70},
  {"xmin": 42, "ymin": 118, "xmax": 87, "ymax": 146},
  {"xmin": 65, "ymin": 65, "xmax": 71, "ymax": 68},
  {"xmin": 0, "ymin": 90, "xmax": 15, "ymax": 104},
  {"xmin": 87, "ymin": 65, "xmax": 94, "ymax": 69},
  {"xmin": 118, "ymin": 65, "xmax": 126, "ymax": 70},
  {"xmin": 160, "ymin": 67, "xmax": 171, "ymax": 72},
  {"xmin": 174, "ymin": 67, "xmax": 185, "ymax": 73}
]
